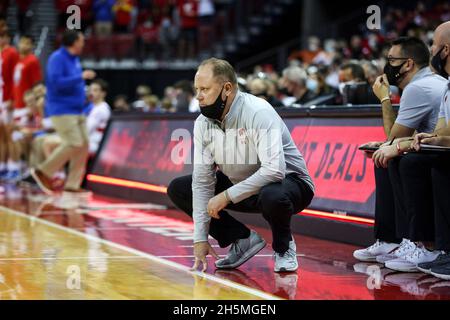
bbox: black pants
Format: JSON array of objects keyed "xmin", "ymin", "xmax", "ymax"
[
  {"xmin": 374, "ymin": 158, "xmax": 406, "ymax": 243},
  {"xmin": 374, "ymin": 154, "xmax": 436, "ymax": 243},
  {"xmin": 431, "ymin": 156, "xmax": 450, "ymax": 251},
  {"xmin": 399, "ymin": 153, "xmax": 436, "ymax": 242},
  {"xmin": 167, "ymin": 171, "xmax": 314, "ymax": 254}
]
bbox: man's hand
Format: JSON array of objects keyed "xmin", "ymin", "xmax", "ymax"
[
  {"xmin": 412, "ymin": 133, "xmax": 437, "ymax": 151},
  {"xmin": 360, "ymin": 141, "xmax": 383, "ymax": 148},
  {"xmin": 372, "ymin": 145, "xmax": 398, "ymax": 168},
  {"xmin": 82, "ymin": 70, "xmax": 96, "ymax": 80},
  {"xmin": 191, "ymin": 241, "xmax": 219, "ymax": 272},
  {"xmin": 420, "ymin": 136, "xmax": 450, "ymax": 147},
  {"xmin": 372, "ymin": 74, "xmax": 390, "ymax": 101},
  {"xmin": 360, "ymin": 141, "xmax": 383, "ymax": 159},
  {"xmin": 207, "ymin": 192, "xmax": 230, "ymax": 219}
]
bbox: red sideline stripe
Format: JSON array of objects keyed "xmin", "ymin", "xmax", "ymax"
[
  {"xmin": 301, "ymin": 209, "xmax": 374, "ymax": 226},
  {"xmin": 87, "ymin": 174, "xmax": 375, "ymax": 226},
  {"xmin": 86, "ymin": 174, "xmax": 167, "ymax": 193}
]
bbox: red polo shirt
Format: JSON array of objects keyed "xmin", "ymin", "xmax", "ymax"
[
  {"xmin": 13, "ymin": 53, "xmax": 42, "ymax": 109},
  {"xmin": 1, "ymin": 45, "xmax": 20, "ymax": 103}
]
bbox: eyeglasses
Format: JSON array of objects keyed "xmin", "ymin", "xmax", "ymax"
[{"xmin": 386, "ymin": 56, "xmax": 410, "ymax": 64}]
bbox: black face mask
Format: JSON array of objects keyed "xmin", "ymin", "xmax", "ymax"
[
  {"xmin": 384, "ymin": 61, "xmax": 407, "ymax": 86},
  {"xmin": 278, "ymin": 87, "xmax": 290, "ymax": 96},
  {"xmin": 200, "ymin": 86, "xmax": 228, "ymax": 121},
  {"xmin": 431, "ymin": 46, "xmax": 449, "ymax": 79}
]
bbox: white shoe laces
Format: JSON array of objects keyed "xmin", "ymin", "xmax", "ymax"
[
  {"xmin": 366, "ymin": 240, "xmax": 383, "ymax": 252},
  {"xmin": 405, "ymin": 245, "xmax": 427, "ymax": 262},
  {"xmin": 393, "ymin": 240, "xmax": 415, "ymax": 256}
]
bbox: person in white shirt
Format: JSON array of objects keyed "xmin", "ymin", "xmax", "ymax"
[{"xmin": 84, "ymin": 79, "xmax": 111, "ymax": 156}]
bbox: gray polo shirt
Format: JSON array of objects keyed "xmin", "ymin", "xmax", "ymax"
[
  {"xmin": 438, "ymin": 76, "xmax": 450, "ymax": 124},
  {"xmin": 395, "ymin": 67, "xmax": 447, "ymax": 133},
  {"xmin": 192, "ymin": 91, "xmax": 314, "ymax": 243}
]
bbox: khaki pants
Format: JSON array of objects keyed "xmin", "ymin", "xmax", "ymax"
[
  {"xmin": 95, "ymin": 21, "xmax": 112, "ymax": 36},
  {"xmin": 29, "ymin": 135, "xmax": 47, "ymax": 168},
  {"xmin": 38, "ymin": 115, "xmax": 89, "ymax": 190}
]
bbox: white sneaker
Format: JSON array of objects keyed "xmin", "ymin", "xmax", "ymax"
[
  {"xmin": 353, "ymin": 240, "xmax": 400, "ymax": 262},
  {"xmin": 274, "ymin": 240, "xmax": 298, "ymax": 272},
  {"xmin": 385, "ymin": 244, "xmax": 441, "ymax": 272},
  {"xmin": 376, "ymin": 239, "xmax": 416, "ymax": 264}
]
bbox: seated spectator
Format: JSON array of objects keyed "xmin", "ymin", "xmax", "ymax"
[
  {"xmin": 361, "ymin": 60, "xmax": 382, "ymax": 86},
  {"xmin": 247, "ymin": 78, "xmax": 282, "ymax": 107},
  {"xmin": 93, "ymin": 0, "xmax": 115, "ymax": 36},
  {"xmin": 84, "ymin": 79, "xmax": 111, "ymax": 155},
  {"xmin": 288, "ymin": 36, "xmax": 323, "ymax": 64},
  {"xmin": 142, "ymin": 94, "xmax": 161, "ymax": 113},
  {"xmin": 174, "ymin": 80, "xmax": 196, "ymax": 112},
  {"xmin": 113, "ymin": 94, "xmax": 130, "ymax": 112},
  {"xmin": 32, "ymin": 82, "xmax": 46, "ymax": 118},
  {"xmin": 306, "ymin": 65, "xmax": 337, "ymax": 99},
  {"xmin": 312, "ymin": 39, "xmax": 338, "ymax": 66},
  {"xmin": 132, "ymin": 85, "xmax": 152, "ymax": 111},
  {"xmin": 281, "ymin": 66, "xmax": 317, "ymax": 106},
  {"xmin": 2, "ymin": 89, "xmax": 45, "ymax": 181},
  {"xmin": 160, "ymin": 97, "xmax": 177, "ymax": 113},
  {"xmin": 345, "ymin": 35, "xmax": 372, "ymax": 60},
  {"xmin": 338, "ymin": 62, "xmax": 379, "ymax": 104},
  {"xmin": 163, "ymin": 85, "xmax": 178, "ymax": 107}
]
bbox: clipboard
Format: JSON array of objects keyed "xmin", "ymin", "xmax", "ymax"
[{"xmin": 418, "ymin": 144, "xmax": 450, "ymax": 153}]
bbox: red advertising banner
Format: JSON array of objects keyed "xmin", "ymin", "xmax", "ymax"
[
  {"xmin": 89, "ymin": 116, "xmax": 386, "ymax": 217},
  {"xmin": 291, "ymin": 125, "xmax": 385, "ymax": 203}
]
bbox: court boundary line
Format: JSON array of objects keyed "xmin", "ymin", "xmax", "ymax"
[{"xmin": 0, "ymin": 205, "xmax": 281, "ymax": 300}]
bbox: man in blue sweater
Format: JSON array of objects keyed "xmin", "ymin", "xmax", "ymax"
[{"xmin": 30, "ymin": 30, "xmax": 96, "ymax": 195}]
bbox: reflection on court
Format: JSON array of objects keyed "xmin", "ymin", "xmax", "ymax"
[{"xmin": 0, "ymin": 208, "xmax": 274, "ymax": 300}]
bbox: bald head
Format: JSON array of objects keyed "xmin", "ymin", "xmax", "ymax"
[
  {"xmin": 435, "ymin": 21, "xmax": 450, "ymax": 44},
  {"xmin": 431, "ymin": 21, "xmax": 450, "ymax": 77}
]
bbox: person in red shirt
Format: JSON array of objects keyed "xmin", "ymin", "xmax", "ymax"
[
  {"xmin": 136, "ymin": 16, "xmax": 159, "ymax": 60},
  {"xmin": 113, "ymin": 0, "xmax": 135, "ymax": 33},
  {"xmin": 177, "ymin": 0, "xmax": 198, "ymax": 59},
  {"xmin": 0, "ymin": 29, "xmax": 19, "ymax": 180},
  {"xmin": 13, "ymin": 34, "xmax": 42, "ymax": 111},
  {"xmin": 0, "ymin": 30, "xmax": 19, "ymax": 113}
]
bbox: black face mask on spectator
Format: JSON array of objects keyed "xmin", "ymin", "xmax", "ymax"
[
  {"xmin": 200, "ymin": 86, "xmax": 228, "ymax": 120},
  {"xmin": 431, "ymin": 46, "xmax": 449, "ymax": 79},
  {"xmin": 384, "ymin": 61, "xmax": 407, "ymax": 86},
  {"xmin": 278, "ymin": 87, "xmax": 290, "ymax": 96}
]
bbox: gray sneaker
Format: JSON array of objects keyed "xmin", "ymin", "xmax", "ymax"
[
  {"xmin": 274, "ymin": 240, "xmax": 298, "ymax": 272},
  {"xmin": 215, "ymin": 230, "xmax": 266, "ymax": 269}
]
